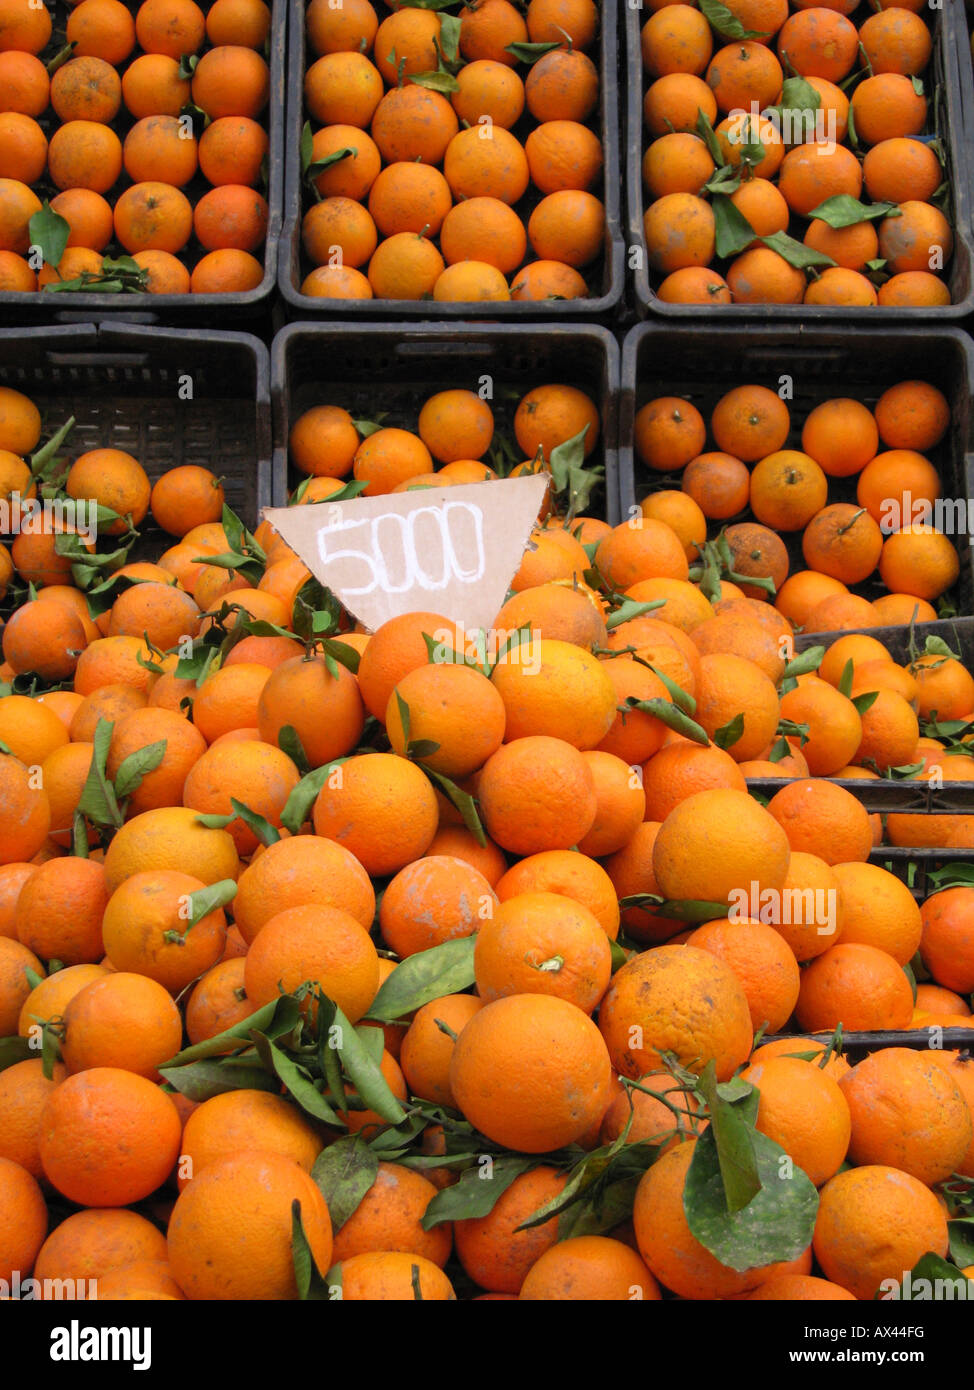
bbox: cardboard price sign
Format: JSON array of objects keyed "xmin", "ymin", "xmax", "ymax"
[{"xmin": 261, "ymin": 473, "xmax": 549, "ymax": 633}]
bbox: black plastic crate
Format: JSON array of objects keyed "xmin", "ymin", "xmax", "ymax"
[
  {"xmin": 278, "ymin": 0, "xmax": 624, "ymax": 320},
  {"xmin": 618, "ymin": 323, "xmax": 974, "ymax": 636},
  {"xmin": 0, "ymin": 324, "xmax": 272, "ymax": 549},
  {"xmin": 270, "ymin": 321, "xmax": 620, "ymax": 522},
  {"xmin": 0, "ymin": 0, "xmax": 286, "ymax": 324},
  {"xmin": 762, "ymin": 1028, "xmax": 974, "ymax": 1060},
  {"xmin": 625, "ymin": 0, "xmax": 974, "ymax": 319}
]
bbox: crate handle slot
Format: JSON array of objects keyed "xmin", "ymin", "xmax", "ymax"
[
  {"xmin": 44, "ymin": 352, "xmax": 151, "ymax": 368},
  {"xmin": 394, "ymin": 342, "xmax": 494, "ymax": 359}
]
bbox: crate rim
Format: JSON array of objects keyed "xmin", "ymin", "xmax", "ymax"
[
  {"xmin": 277, "ymin": 0, "xmax": 625, "ymax": 320},
  {"xmin": 624, "ymin": 0, "xmax": 974, "ymax": 321}
]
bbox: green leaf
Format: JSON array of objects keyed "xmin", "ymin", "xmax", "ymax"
[
  {"xmin": 699, "ymin": 0, "xmax": 769, "ymax": 39},
  {"xmin": 278, "ymin": 724, "xmax": 311, "ymax": 776},
  {"xmin": 702, "ymin": 164, "xmax": 742, "ymax": 196},
  {"xmin": 74, "ymin": 718, "xmax": 122, "ymax": 829},
  {"xmin": 252, "ymin": 1033, "xmax": 342, "ymax": 1126},
  {"xmin": 280, "ymin": 758, "xmax": 349, "ymax": 835},
  {"xmin": 851, "ymin": 690, "xmax": 879, "ymax": 716},
  {"xmin": 694, "ymin": 1063, "xmax": 760, "ymax": 1212},
  {"xmin": 365, "ymin": 937, "xmax": 477, "ymax": 1023},
  {"xmin": 311, "ymin": 1136, "xmax": 379, "ymax": 1230},
  {"xmin": 622, "ymin": 695, "xmax": 709, "ymax": 746},
  {"xmin": 351, "ymin": 417, "xmax": 384, "ymax": 437},
  {"xmin": 113, "ymin": 739, "xmax": 167, "ymax": 800},
  {"xmin": 695, "ymin": 107, "xmax": 724, "ymax": 166},
  {"xmin": 162, "ymin": 996, "xmax": 301, "ymax": 1067},
  {"xmin": 306, "ymin": 146, "xmax": 358, "ymax": 184},
  {"xmin": 504, "ymin": 40, "xmax": 561, "ymax": 62},
  {"xmin": 28, "ymin": 201, "xmax": 70, "ymax": 270},
  {"xmin": 763, "ymin": 76, "xmax": 821, "ymax": 142},
  {"xmin": 948, "ymin": 1219, "xmax": 974, "ymax": 1269},
  {"xmin": 29, "ymin": 415, "xmax": 76, "ymax": 479},
  {"xmin": 422, "ymin": 1155, "xmax": 536, "ymax": 1229},
  {"xmin": 604, "ymin": 598, "xmax": 666, "ymax": 631},
  {"xmin": 395, "ymin": 691, "xmax": 411, "ymax": 746},
  {"xmin": 685, "ymin": 1076, "xmax": 819, "ymax": 1271},
  {"xmin": 0, "ymin": 1036, "xmax": 34, "ymax": 1073},
  {"xmin": 299, "ymin": 119, "xmax": 313, "ymax": 173},
  {"xmin": 837, "ymin": 658, "xmax": 855, "ymax": 697},
  {"xmin": 177, "ymin": 52, "xmax": 198, "ymax": 79},
  {"xmin": 438, "ymin": 13, "xmax": 461, "ymax": 61},
  {"xmin": 783, "ymin": 646, "xmax": 823, "ymax": 678},
  {"xmin": 159, "ymin": 1059, "xmax": 278, "ymax": 1101},
  {"xmin": 713, "ymin": 713, "xmax": 745, "ymax": 751},
  {"xmin": 182, "ymin": 877, "xmax": 237, "ymax": 932},
  {"xmin": 41, "ymin": 1021, "xmax": 61, "ymax": 1079},
  {"xmin": 642, "ymin": 660, "xmax": 696, "ymax": 714},
  {"xmin": 713, "ymin": 192, "xmax": 758, "ymax": 259},
  {"xmin": 292, "ymin": 1200, "xmax": 332, "ymax": 1300},
  {"xmin": 409, "ymin": 68, "xmax": 460, "ymax": 92},
  {"xmin": 421, "ymin": 766, "xmax": 486, "ymax": 846},
  {"xmin": 759, "ymin": 230, "xmax": 834, "ymax": 270},
  {"xmin": 892, "ymin": 1252, "xmax": 973, "ymax": 1300},
  {"xmin": 335, "ymin": 1004, "xmax": 407, "ymax": 1124},
  {"xmin": 808, "ymin": 195, "xmax": 899, "ymax": 228}
]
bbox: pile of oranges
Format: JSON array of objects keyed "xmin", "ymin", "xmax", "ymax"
[
  {"xmin": 0, "ymin": 349, "xmax": 973, "ymax": 1299},
  {"xmin": 635, "ymin": 375, "xmax": 963, "ymax": 631},
  {"xmin": 296, "ymin": 0, "xmax": 607, "ymax": 302},
  {"xmin": 0, "ymin": 0, "xmax": 273, "ymax": 295},
  {"xmin": 638, "ymin": 0, "xmax": 956, "ymax": 306}
]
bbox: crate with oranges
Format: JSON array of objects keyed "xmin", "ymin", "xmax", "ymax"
[
  {"xmin": 626, "ymin": 0, "xmax": 974, "ymax": 314},
  {"xmin": 279, "ymin": 0, "xmax": 623, "ymax": 314},
  {"xmin": 0, "ymin": 0, "xmax": 283, "ymax": 312},
  {"xmin": 618, "ymin": 323, "xmax": 974, "ymax": 640}
]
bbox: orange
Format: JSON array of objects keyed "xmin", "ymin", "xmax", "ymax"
[
  {"xmin": 910, "ymin": 654, "xmax": 974, "ymax": 721},
  {"xmin": 34, "ymin": 1208, "xmax": 168, "ymax": 1289},
  {"xmin": 763, "ymin": 851, "xmax": 842, "ymax": 961},
  {"xmin": 778, "ymin": 142, "xmax": 862, "ymax": 218},
  {"xmin": 356, "ymin": 611, "xmax": 458, "ymax": 718},
  {"xmin": 177, "ymin": 1090, "xmax": 321, "ymax": 1192},
  {"xmin": 121, "ymin": 53, "xmax": 191, "ymax": 118},
  {"xmin": 642, "ymin": 4, "xmax": 712, "ymax": 76},
  {"xmin": 741, "ymin": 1055, "xmax": 851, "ymax": 1187},
  {"xmin": 256, "ymin": 655, "xmax": 364, "ymax": 769},
  {"xmin": 920, "ymin": 887, "xmax": 974, "ymax": 993},
  {"xmin": 243, "ymin": 900, "xmax": 378, "ymax": 1021},
  {"xmin": 454, "ymin": 1165, "xmax": 569, "ymax": 1293},
  {"xmin": 192, "ymin": 44, "xmax": 269, "ymax": 119},
  {"xmin": 14, "ymin": 857, "xmax": 108, "ymax": 967},
  {"xmin": 766, "ymin": 777, "xmax": 872, "ymax": 865},
  {"xmin": 101, "ymin": 870, "xmax": 227, "ymax": 993},
  {"xmin": 0, "ymin": 1058, "xmax": 67, "ymax": 1179},
  {"xmin": 0, "ymin": 1157, "xmax": 47, "ymax": 1282},
  {"xmin": 113, "ymin": 181, "xmax": 192, "ymax": 253},
  {"xmin": 862, "ymin": 136, "xmax": 941, "ymax": 206},
  {"xmin": 525, "ymin": 47, "xmax": 597, "ymax": 121},
  {"xmin": 878, "ymin": 199, "xmax": 952, "ymax": 274},
  {"xmin": 51, "ymin": 56, "xmax": 118, "ymax": 125},
  {"xmin": 474, "ymin": 890, "xmax": 611, "ymax": 1012},
  {"xmin": 657, "ymin": 266, "xmax": 732, "ymax": 304},
  {"xmin": 634, "ymin": 1139, "xmax": 812, "ymax": 1299},
  {"xmin": 599, "ymin": 943, "xmax": 753, "ymax": 1081},
  {"xmin": 234, "ymin": 837, "xmax": 374, "ymax": 949},
  {"xmin": 856, "ymin": 447, "xmax": 941, "ymax": 529},
  {"xmin": 331, "ymin": 1251, "xmax": 454, "ymax": 1300},
  {"xmin": 380, "ymin": 856, "xmax": 496, "ymax": 958},
  {"xmin": 39, "ymin": 1067, "xmax": 180, "ymax": 1207},
  {"xmin": 47, "ymin": 119, "xmax": 123, "ymax": 195},
  {"xmin": 0, "ymin": 0, "xmax": 52, "ymax": 53},
  {"xmin": 874, "ymin": 380, "xmax": 949, "ymax": 452},
  {"xmin": 527, "ymin": 189, "xmax": 604, "ymax": 267},
  {"xmin": 778, "ymin": 680, "xmax": 864, "ymax": 776},
  {"xmin": 399, "ymin": 995, "xmax": 484, "ymax": 1110},
  {"xmin": 478, "ymin": 735, "xmax": 597, "ymax": 855},
  {"xmin": 693, "ymin": 652, "xmax": 780, "ymax": 762},
  {"xmin": 490, "ymin": 637, "xmax": 616, "ymax": 749},
  {"xmin": 103, "ymin": 806, "xmax": 240, "ymax": 893},
  {"xmin": 60, "ymin": 971, "xmax": 182, "ymax": 1080},
  {"xmin": 644, "ymin": 72, "xmax": 716, "ymax": 136},
  {"xmin": 495, "ymin": 849, "xmax": 619, "ymax": 939},
  {"xmin": 181, "ymin": 740, "xmax": 300, "ymax": 856},
  {"xmin": 858, "ymin": 7, "xmax": 931, "ymax": 75},
  {"xmin": 452, "ymin": 58, "xmax": 526, "ymax": 128},
  {"xmin": 640, "ymin": 742, "xmax": 746, "ymax": 822},
  {"xmin": 417, "ymin": 388, "xmax": 494, "ymax": 463},
  {"xmin": 306, "ymin": 0, "xmax": 377, "ymax": 54},
  {"xmin": 710, "ymin": 384, "xmax": 789, "ymax": 463},
  {"xmin": 66, "ymin": 0, "xmax": 135, "ymax": 64},
  {"xmin": 796, "ymin": 942, "xmax": 914, "ymax": 1032},
  {"xmin": 206, "ymin": 0, "xmax": 270, "ymax": 47},
  {"xmin": 371, "ymin": 84, "xmax": 459, "ymax": 166},
  {"xmin": 776, "ymin": 7, "xmax": 857, "ymax": 81},
  {"xmin": 525, "ymin": 0, "xmax": 597, "ymax": 48},
  {"xmin": 841, "ymin": 1047, "xmax": 972, "ymax": 1186},
  {"xmin": 653, "ymin": 787, "xmax": 790, "ymax": 905},
  {"xmin": 168, "ymin": 1151, "xmax": 332, "ymax": 1300},
  {"xmin": 850, "ymin": 72, "xmax": 926, "ymax": 146},
  {"xmin": 520, "ymin": 1236, "xmax": 661, "ymax": 1301},
  {"xmin": 311, "ymin": 752, "xmax": 438, "ymax": 877},
  {"xmin": 599, "ymin": 1070, "xmax": 703, "ymax": 1151},
  {"xmin": 706, "ymin": 40, "xmax": 783, "ymax": 113},
  {"xmin": 814, "ymin": 1164, "xmax": 948, "ymax": 1301},
  {"xmin": 689, "ymin": 917, "xmax": 800, "ymax": 1033},
  {"xmin": 879, "ymin": 524, "xmax": 959, "ymax": 601},
  {"xmin": 643, "ymin": 193, "xmax": 715, "ymax": 274},
  {"xmin": 725, "ymin": 246, "xmax": 805, "ymax": 304},
  {"xmin": 331, "ymin": 1161, "xmax": 451, "ymax": 1269},
  {"xmin": 449, "ymin": 993, "xmax": 612, "ymax": 1152}
]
